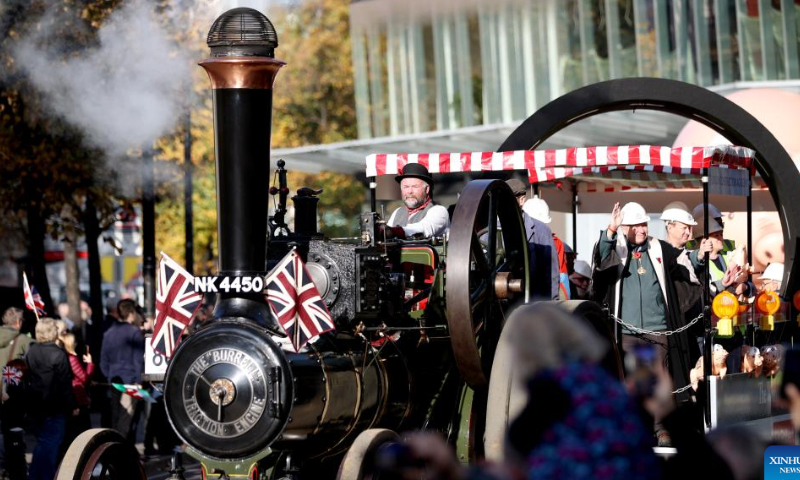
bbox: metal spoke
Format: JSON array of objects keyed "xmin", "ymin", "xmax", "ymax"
[{"xmin": 470, "ymin": 231, "xmax": 491, "ymax": 275}]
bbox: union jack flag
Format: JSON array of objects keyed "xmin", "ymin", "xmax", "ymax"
[
  {"xmin": 2, "ymin": 365, "xmax": 22, "ymax": 386},
  {"xmin": 31, "ymin": 287, "xmax": 46, "ymax": 316},
  {"xmin": 152, "ymin": 252, "xmax": 203, "ymax": 358},
  {"xmin": 265, "ymin": 250, "xmax": 335, "ymax": 352},
  {"xmin": 22, "ymin": 272, "xmax": 45, "ymax": 316}
]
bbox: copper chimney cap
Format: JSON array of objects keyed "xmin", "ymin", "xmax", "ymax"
[{"xmin": 207, "ymin": 7, "xmax": 278, "ymax": 58}]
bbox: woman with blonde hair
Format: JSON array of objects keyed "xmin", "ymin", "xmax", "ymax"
[
  {"xmin": 25, "ymin": 318, "xmax": 77, "ymax": 480},
  {"xmin": 54, "ymin": 319, "xmax": 68, "ymax": 347},
  {"xmin": 60, "ymin": 333, "xmax": 95, "ymax": 455}
]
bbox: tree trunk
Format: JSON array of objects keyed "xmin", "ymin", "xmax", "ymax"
[
  {"xmin": 84, "ymin": 202, "xmax": 104, "ymax": 351},
  {"xmin": 26, "ymin": 206, "xmax": 54, "ymax": 317},
  {"xmin": 62, "ymin": 204, "xmax": 82, "ymax": 329}
]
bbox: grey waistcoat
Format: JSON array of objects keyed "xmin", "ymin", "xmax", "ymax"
[{"xmin": 393, "ymin": 201, "xmax": 436, "ymax": 227}]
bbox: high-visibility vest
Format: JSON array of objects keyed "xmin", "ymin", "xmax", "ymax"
[{"xmin": 686, "ymin": 238, "xmax": 735, "ymax": 253}]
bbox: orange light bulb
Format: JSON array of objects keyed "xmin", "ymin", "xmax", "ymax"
[
  {"xmin": 756, "ymin": 291, "xmax": 781, "ymax": 315},
  {"xmin": 712, "ymin": 291, "xmax": 740, "ymax": 319}
]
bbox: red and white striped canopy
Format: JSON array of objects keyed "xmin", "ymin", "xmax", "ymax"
[{"xmin": 366, "ymin": 145, "xmax": 756, "ymax": 192}]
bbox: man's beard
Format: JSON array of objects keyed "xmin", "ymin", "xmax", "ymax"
[{"xmin": 404, "ymin": 196, "xmax": 424, "ymax": 209}]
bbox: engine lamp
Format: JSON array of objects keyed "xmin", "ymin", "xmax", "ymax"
[
  {"xmin": 756, "ymin": 291, "xmax": 781, "ymax": 331},
  {"xmin": 712, "ymin": 291, "xmax": 739, "ymax": 338},
  {"xmin": 793, "ymin": 291, "xmax": 800, "ymax": 325}
]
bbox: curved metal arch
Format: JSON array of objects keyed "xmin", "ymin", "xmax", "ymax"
[{"xmin": 499, "ymin": 77, "xmax": 800, "ymax": 295}]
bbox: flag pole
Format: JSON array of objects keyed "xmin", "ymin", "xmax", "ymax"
[{"xmin": 290, "ymin": 246, "xmax": 300, "ymax": 353}]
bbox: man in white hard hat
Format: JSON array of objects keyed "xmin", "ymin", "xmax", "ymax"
[
  {"xmin": 506, "ymin": 180, "xmax": 559, "ymax": 300},
  {"xmin": 593, "ymin": 202, "xmax": 700, "ymax": 445},
  {"xmin": 524, "ymin": 195, "xmax": 572, "ymax": 299},
  {"xmin": 522, "ymin": 196, "xmax": 551, "ymax": 223},
  {"xmin": 661, "ymin": 201, "xmax": 701, "ymax": 284},
  {"xmin": 661, "ymin": 201, "xmax": 696, "ymax": 250},
  {"xmin": 569, "ymin": 260, "xmax": 592, "ymax": 299},
  {"xmin": 758, "ymin": 262, "xmax": 783, "ymax": 293}
]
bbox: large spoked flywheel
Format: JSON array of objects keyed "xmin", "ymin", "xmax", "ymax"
[{"xmin": 446, "ymin": 179, "xmax": 530, "ymax": 388}]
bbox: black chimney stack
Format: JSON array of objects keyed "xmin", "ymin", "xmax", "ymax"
[{"xmin": 200, "ymin": 8, "xmax": 284, "ymax": 324}]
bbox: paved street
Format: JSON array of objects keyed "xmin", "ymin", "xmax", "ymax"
[{"xmin": 4, "ymin": 413, "xmax": 204, "ymax": 479}]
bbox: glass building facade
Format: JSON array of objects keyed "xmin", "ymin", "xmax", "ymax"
[{"xmin": 350, "ymin": 0, "xmax": 800, "ymax": 140}]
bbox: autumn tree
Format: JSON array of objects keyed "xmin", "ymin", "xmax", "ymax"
[
  {"xmin": 272, "ymin": 0, "xmax": 358, "ymax": 146},
  {"xmin": 0, "ymin": 0, "xmax": 139, "ymax": 328},
  {"xmin": 156, "ymin": 0, "xmax": 365, "ymax": 271},
  {"xmin": 0, "ymin": 0, "xmax": 114, "ymax": 320},
  {"xmin": 273, "ymin": 0, "xmax": 365, "ymax": 238}
]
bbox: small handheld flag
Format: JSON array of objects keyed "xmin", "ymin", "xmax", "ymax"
[
  {"xmin": 1, "ymin": 365, "xmax": 22, "ymax": 386},
  {"xmin": 22, "ymin": 272, "xmax": 43, "ymax": 320},
  {"xmin": 111, "ymin": 383, "xmax": 157, "ymax": 403},
  {"xmin": 31, "ymin": 286, "xmax": 46, "ymax": 316},
  {"xmin": 264, "ymin": 249, "xmax": 335, "ymax": 352}
]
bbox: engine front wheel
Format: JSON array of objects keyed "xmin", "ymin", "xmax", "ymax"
[{"xmin": 56, "ymin": 428, "xmax": 146, "ymax": 480}]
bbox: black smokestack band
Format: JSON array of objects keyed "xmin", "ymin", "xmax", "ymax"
[
  {"xmin": 208, "ymin": 85, "xmax": 273, "ymax": 274},
  {"xmin": 200, "ymin": 9, "xmax": 284, "ymax": 277}
]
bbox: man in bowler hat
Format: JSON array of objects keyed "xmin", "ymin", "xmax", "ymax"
[{"xmin": 385, "ymin": 163, "xmax": 450, "ymax": 238}]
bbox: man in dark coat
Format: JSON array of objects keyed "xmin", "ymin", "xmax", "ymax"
[
  {"xmin": 100, "ymin": 299, "xmax": 145, "ymax": 443},
  {"xmin": 506, "ymin": 179, "xmax": 559, "ymax": 300},
  {"xmin": 592, "ymin": 202, "xmax": 701, "ymax": 445}
]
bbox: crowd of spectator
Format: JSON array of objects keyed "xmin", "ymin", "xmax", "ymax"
[{"xmin": 0, "ymin": 295, "xmax": 184, "ymax": 479}]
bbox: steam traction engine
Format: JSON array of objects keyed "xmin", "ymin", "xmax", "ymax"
[{"xmin": 56, "ymin": 8, "xmax": 531, "ymax": 480}]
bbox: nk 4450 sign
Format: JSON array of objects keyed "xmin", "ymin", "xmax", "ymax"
[{"xmin": 195, "ymin": 276, "xmax": 265, "ymax": 294}]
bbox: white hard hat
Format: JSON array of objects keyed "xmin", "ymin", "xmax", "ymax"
[
  {"xmin": 571, "ymin": 260, "xmax": 592, "ymax": 279},
  {"xmin": 761, "ymin": 263, "xmax": 784, "ymax": 282},
  {"xmin": 522, "ymin": 196, "xmax": 552, "ymax": 224},
  {"xmin": 692, "ymin": 216, "xmax": 724, "ymax": 239},
  {"xmin": 619, "ymin": 202, "xmax": 650, "ymax": 226},
  {"xmin": 660, "ymin": 201, "xmax": 697, "ymax": 226},
  {"xmin": 692, "ymin": 203, "xmax": 723, "ymax": 220}
]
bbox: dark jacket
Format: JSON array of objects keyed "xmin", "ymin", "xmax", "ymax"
[
  {"xmin": 24, "ymin": 342, "xmax": 77, "ymax": 417},
  {"xmin": 592, "ymin": 233, "xmax": 701, "ymax": 402},
  {"xmin": 100, "ymin": 321, "xmax": 144, "ymax": 384},
  {"xmin": 524, "ymin": 213, "xmax": 560, "ymax": 300}
]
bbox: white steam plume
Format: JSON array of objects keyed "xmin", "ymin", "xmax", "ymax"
[{"xmin": 14, "ymin": 0, "xmax": 192, "ymax": 158}]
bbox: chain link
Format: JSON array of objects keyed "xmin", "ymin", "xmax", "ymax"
[
  {"xmin": 608, "ymin": 312, "xmax": 704, "ymax": 337},
  {"xmin": 607, "ymin": 312, "xmax": 703, "ymax": 394},
  {"xmin": 672, "ymin": 384, "xmax": 694, "ymax": 395}
]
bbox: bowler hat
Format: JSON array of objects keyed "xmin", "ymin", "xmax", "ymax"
[
  {"xmin": 395, "ymin": 163, "xmax": 434, "ymax": 186},
  {"xmin": 505, "ymin": 178, "xmax": 527, "ymax": 197}
]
